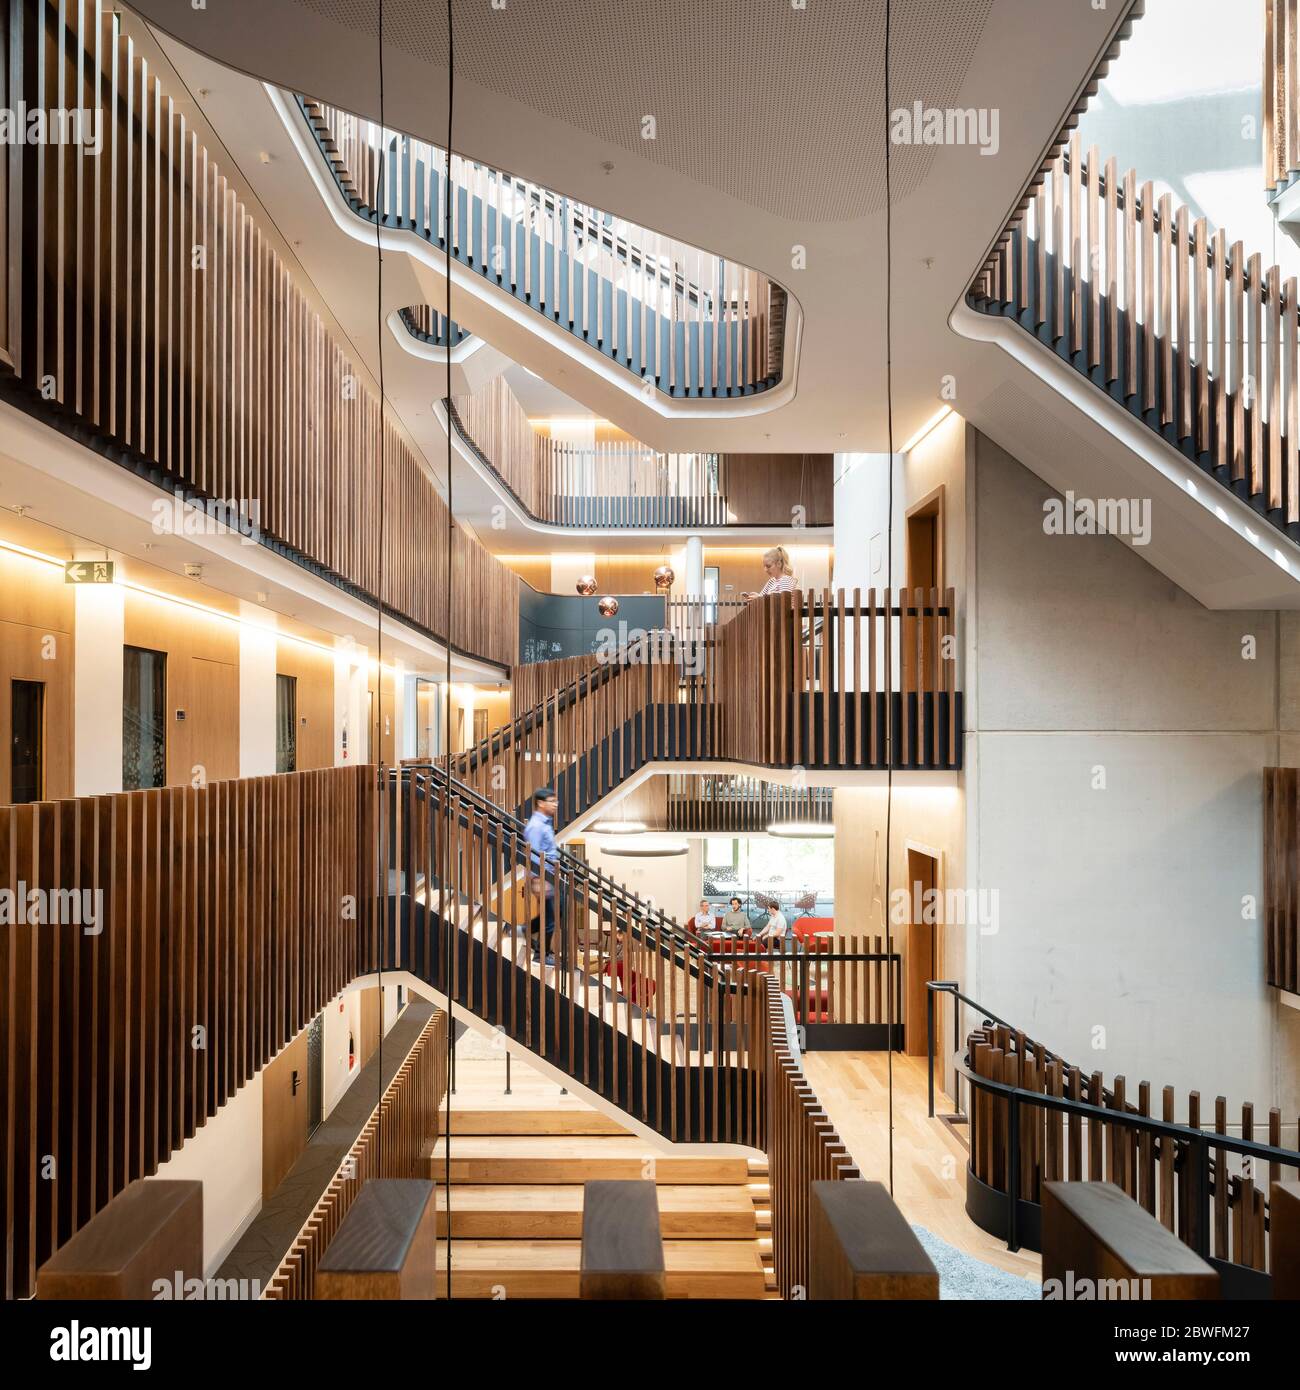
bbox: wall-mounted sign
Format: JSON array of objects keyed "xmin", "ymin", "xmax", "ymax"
[{"xmin": 64, "ymin": 560, "xmax": 116, "ymax": 584}]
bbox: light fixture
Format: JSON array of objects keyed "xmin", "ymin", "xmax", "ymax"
[
  {"xmin": 592, "ymin": 819, "xmax": 648, "ymax": 834},
  {"xmin": 597, "ymin": 595, "xmax": 619, "ymax": 617},
  {"xmin": 600, "ymin": 834, "xmax": 688, "ymax": 858},
  {"xmin": 652, "ymin": 564, "xmax": 674, "ymax": 591},
  {"xmin": 900, "ymin": 405, "xmax": 953, "ymax": 454},
  {"xmin": 575, "ymin": 574, "xmax": 597, "ymax": 596},
  {"xmin": 766, "ymin": 821, "xmax": 834, "ymax": 839}
]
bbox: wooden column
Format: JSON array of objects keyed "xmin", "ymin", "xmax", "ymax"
[
  {"xmin": 1271, "ymin": 1181, "xmax": 1300, "ymax": 1300},
  {"xmin": 579, "ymin": 1180, "xmax": 666, "ymax": 1299},
  {"xmin": 36, "ymin": 1180, "xmax": 203, "ymax": 1300},
  {"xmin": 808, "ymin": 1180, "xmax": 939, "ymax": 1299},
  {"xmin": 315, "ymin": 1180, "xmax": 437, "ymax": 1300},
  {"xmin": 1042, "ymin": 1181, "xmax": 1219, "ymax": 1299}
]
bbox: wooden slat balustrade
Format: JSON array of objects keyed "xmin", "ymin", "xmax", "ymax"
[
  {"xmin": 962, "ymin": 1020, "xmax": 1300, "ymax": 1284},
  {"xmin": 971, "ymin": 131, "xmax": 1300, "ymax": 548},
  {"xmin": 448, "ymin": 374, "xmax": 831, "ymax": 529},
  {"xmin": 1265, "ymin": 0, "xmax": 1300, "ymax": 193},
  {"xmin": 452, "ymin": 589, "xmax": 961, "ymax": 822},
  {"xmin": 302, "ymin": 99, "xmax": 789, "ymax": 401},
  {"xmin": 267, "ymin": 1008, "xmax": 449, "ymax": 1300},
  {"xmin": 0, "ymin": 762, "xmax": 378, "ymax": 1301},
  {"xmin": 1, "ymin": 0, "xmax": 518, "ymax": 668},
  {"xmin": 391, "ymin": 764, "xmax": 857, "ymax": 1298}
]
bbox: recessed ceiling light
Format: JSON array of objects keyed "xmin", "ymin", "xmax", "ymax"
[
  {"xmin": 766, "ymin": 821, "xmax": 834, "ymax": 839},
  {"xmin": 592, "ymin": 820, "xmax": 648, "ymax": 834},
  {"xmin": 601, "ymin": 834, "xmax": 688, "ymax": 857}
]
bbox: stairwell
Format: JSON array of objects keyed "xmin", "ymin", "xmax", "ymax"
[{"xmin": 429, "ymin": 1047, "xmax": 774, "ymax": 1298}]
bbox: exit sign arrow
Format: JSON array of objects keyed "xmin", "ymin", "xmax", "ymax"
[{"xmin": 64, "ymin": 560, "xmax": 116, "ymax": 584}]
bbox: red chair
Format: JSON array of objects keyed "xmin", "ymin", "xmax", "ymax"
[{"xmin": 601, "ymin": 959, "xmax": 657, "ymax": 1005}]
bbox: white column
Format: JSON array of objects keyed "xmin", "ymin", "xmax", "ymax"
[
  {"xmin": 238, "ymin": 617, "xmax": 277, "ymax": 777},
  {"xmin": 74, "ymin": 581, "xmax": 124, "ymax": 796},
  {"xmin": 334, "ymin": 639, "xmax": 368, "ymax": 766},
  {"xmin": 833, "ymin": 452, "xmax": 895, "ymax": 689},
  {"xmin": 684, "ymin": 534, "xmax": 704, "ymax": 599}
]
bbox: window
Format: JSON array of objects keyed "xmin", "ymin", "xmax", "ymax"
[
  {"xmin": 276, "ymin": 673, "xmax": 297, "ymax": 773},
  {"xmin": 123, "ymin": 646, "xmax": 166, "ymax": 790},
  {"xmin": 10, "ymin": 680, "xmax": 44, "ymax": 804}
]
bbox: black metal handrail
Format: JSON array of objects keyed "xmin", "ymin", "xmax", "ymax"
[{"xmin": 924, "ymin": 980, "xmax": 1300, "ymax": 1257}]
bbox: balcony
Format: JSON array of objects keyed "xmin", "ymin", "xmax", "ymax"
[{"xmin": 295, "ymin": 97, "xmax": 797, "ymax": 412}]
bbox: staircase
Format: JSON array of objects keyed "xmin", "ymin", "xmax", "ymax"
[
  {"xmin": 430, "ymin": 1058, "xmax": 772, "ymax": 1298},
  {"xmin": 961, "ymin": 128, "xmax": 1300, "ymax": 608},
  {"xmin": 294, "ymin": 96, "xmax": 789, "ymax": 405}
]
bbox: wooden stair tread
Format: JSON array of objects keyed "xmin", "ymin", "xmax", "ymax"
[
  {"xmin": 433, "ymin": 1183, "xmax": 757, "ymax": 1238},
  {"xmin": 428, "ymin": 1136, "xmax": 752, "ymax": 1183},
  {"xmin": 434, "ymin": 1240, "xmax": 766, "ymax": 1298},
  {"xmin": 443, "ymin": 1108, "xmax": 628, "ymax": 1136}
]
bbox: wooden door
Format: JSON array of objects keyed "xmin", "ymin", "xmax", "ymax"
[
  {"xmin": 904, "ymin": 849, "xmax": 937, "ymax": 1057},
  {"xmin": 262, "ymin": 1027, "xmax": 311, "ymax": 1198}
]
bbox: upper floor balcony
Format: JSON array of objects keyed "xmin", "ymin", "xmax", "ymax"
[
  {"xmin": 296, "ymin": 96, "xmax": 798, "ymax": 415},
  {"xmin": 443, "ymin": 370, "xmax": 832, "ymax": 535}
]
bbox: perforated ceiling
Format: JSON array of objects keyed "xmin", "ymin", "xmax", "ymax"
[{"xmin": 289, "ymin": 0, "xmax": 994, "ymax": 220}]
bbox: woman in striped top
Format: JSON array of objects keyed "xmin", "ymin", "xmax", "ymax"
[{"xmin": 741, "ymin": 545, "xmax": 797, "ymax": 601}]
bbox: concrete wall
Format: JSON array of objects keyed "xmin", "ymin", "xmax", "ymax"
[{"xmin": 966, "ymin": 431, "xmax": 1300, "ymax": 1118}]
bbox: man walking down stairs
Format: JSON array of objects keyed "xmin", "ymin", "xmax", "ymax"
[{"xmin": 428, "ymin": 1033, "xmax": 774, "ymax": 1298}]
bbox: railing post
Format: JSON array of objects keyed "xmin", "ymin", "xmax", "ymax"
[
  {"xmin": 927, "ymin": 987, "xmax": 936, "ymax": 1118},
  {"xmin": 1007, "ymin": 1094, "xmax": 1021, "ymax": 1253},
  {"xmin": 1192, "ymin": 1134, "xmax": 1211, "ymax": 1260}
]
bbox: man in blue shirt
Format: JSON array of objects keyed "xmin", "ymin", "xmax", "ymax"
[{"xmin": 523, "ymin": 786, "xmax": 560, "ymax": 966}]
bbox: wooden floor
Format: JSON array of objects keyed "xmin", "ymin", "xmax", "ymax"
[{"xmin": 802, "ymin": 1051, "xmax": 1041, "ymax": 1282}]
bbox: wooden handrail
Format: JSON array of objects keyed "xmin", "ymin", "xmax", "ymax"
[
  {"xmin": 1041, "ymin": 1181, "xmax": 1219, "ymax": 1299},
  {"xmin": 301, "ymin": 97, "xmax": 790, "ymax": 400}
]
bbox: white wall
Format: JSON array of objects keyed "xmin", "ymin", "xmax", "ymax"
[
  {"xmin": 73, "ymin": 581, "xmax": 124, "ymax": 796},
  {"xmin": 966, "ymin": 432, "xmax": 1300, "ymax": 1116},
  {"xmin": 238, "ymin": 619, "xmax": 277, "ymax": 777},
  {"xmin": 585, "ymin": 837, "xmax": 696, "ymax": 924},
  {"xmin": 151, "ymin": 1073, "xmax": 263, "ymax": 1277}
]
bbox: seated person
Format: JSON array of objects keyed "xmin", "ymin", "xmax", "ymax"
[
  {"xmin": 691, "ymin": 899, "xmax": 716, "ymax": 934},
  {"xmin": 721, "ymin": 896, "xmax": 750, "ymax": 934}
]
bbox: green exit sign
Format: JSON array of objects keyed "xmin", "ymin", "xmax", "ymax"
[{"xmin": 64, "ymin": 560, "xmax": 116, "ymax": 585}]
